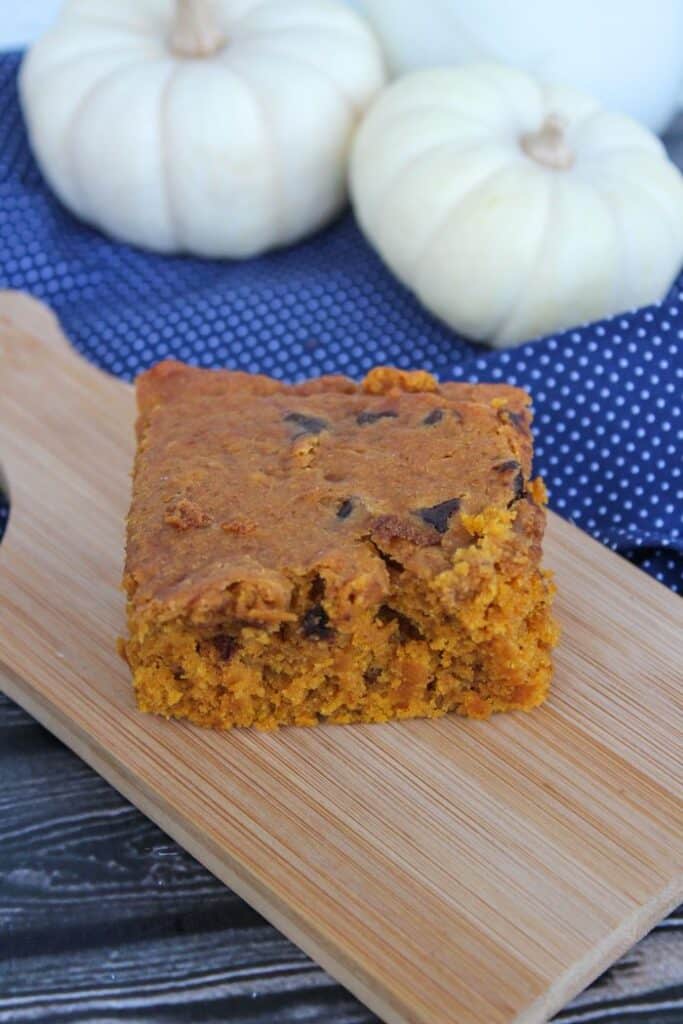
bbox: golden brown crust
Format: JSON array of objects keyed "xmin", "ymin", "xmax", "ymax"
[
  {"xmin": 126, "ymin": 365, "xmax": 533, "ymax": 610},
  {"xmin": 361, "ymin": 366, "xmax": 439, "ymax": 394}
]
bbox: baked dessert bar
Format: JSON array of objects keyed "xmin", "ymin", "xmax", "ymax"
[{"xmin": 122, "ymin": 361, "xmax": 558, "ymax": 729}]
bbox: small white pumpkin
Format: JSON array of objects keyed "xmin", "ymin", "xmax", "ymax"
[
  {"xmin": 350, "ymin": 64, "xmax": 683, "ymax": 347},
  {"xmin": 20, "ymin": 0, "xmax": 385, "ymax": 258}
]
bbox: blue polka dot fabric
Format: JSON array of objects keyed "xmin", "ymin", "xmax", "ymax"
[{"xmin": 0, "ymin": 51, "xmax": 681, "ymax": 593}]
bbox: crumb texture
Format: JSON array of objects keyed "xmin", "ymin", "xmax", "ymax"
[{"xmin": 123, "ymin": 362, "xmax": 558, "ymax": 729}]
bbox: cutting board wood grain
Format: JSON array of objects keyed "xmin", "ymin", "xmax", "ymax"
[{"xmin": 0, "ymin": 290, "xmax": 681, "ymax": 1024}]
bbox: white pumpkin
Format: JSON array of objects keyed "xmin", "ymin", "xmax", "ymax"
[
  {"xmin": 352, "ymin": 0, "xmax": 683, "ymax": 134},
  {"xmin": 20, "ymin": 0, "xmax": 385, "ymax": 257},
  {"xmin": 350, "ymin": 64, "xmax": 683, "ymax": 347}
]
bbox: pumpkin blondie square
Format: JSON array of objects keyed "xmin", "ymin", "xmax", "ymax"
[{"xmin": 121, "ymin": 361, "xmax": 558, "ymax": 729}]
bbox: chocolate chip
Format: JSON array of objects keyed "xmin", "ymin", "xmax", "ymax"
[
  {"xmin": 309, "ymin": 574, "xmax": 325, "ymax": 601},
  {"xmin": 422, "ymin": 408, "xmax": 444, "ymax": 426},
  {"xmin": 375, "ymin": 548, "xmax": 404, "ymax": 573},
  {"xmin": 498, "ymin": 408, "xmax": 527, "ymax": 433},
  {"xmin": 509, "ymin": 470, "xmax": 526, "ymax": 505},
  {"xmin": 377, "ymin": 605, "xmax": 424, "ymax": 642},
  {"xmin": 356, "ymin": 410, "xmax": 399, "ymax": 425},
  {"xmin": 337, "ymin": 498, "xmax": 354, "ymax": 519},
  {"xmin": 493, "ymin": 459, "xmax": 526, "ymax": 504},
  {"xmin": 509, "ymin": 411, "xmax": 527, "ymax": 430},
  {"xmin": 284, "ymin": 412, "xmax": 328, "ymax": 438},
  {"xmin": 302, "ymin": 604, "xmax": 334, "ymax": 640},
  {"xmin": 213, "ymin": 635, "xmax": 237, "ymax": 661},
  {"xmin": 415, "ymin": 497, "xmax": 461, "ymax": 534}
]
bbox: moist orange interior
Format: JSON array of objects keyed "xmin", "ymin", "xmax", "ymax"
[{"xmin": 124, "ymin": 504, "xmax": 558, "ymax": 730}]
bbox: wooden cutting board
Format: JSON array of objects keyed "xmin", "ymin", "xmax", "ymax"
[{"xmin": 0, "ymin": 290, "xmax": 681, "ymax": 1024}]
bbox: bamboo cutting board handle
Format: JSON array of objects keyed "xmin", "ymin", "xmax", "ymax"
[
  {"xmin": 0, "ymin": 290, "xmax": 134, "ymax": 727},
  {"xmin": 0, "ymin": 290, "xmax": 681, "ymax": 1024},
  {"xmin": 0, "ymin": 291, "xmax": 135, "ymax": 664},
  {"xmin": 0, "ymin": 288, "xmax": 133, "ymax": 502},
  {"xmin": 0, "ymin": 288, "xmax": 64, "ymax": 346}
]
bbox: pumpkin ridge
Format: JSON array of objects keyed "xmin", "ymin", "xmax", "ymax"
[
  {"xmin": 220, "ymin": 58, "xmax": 283, "ymax": 247},
  {"xmin": 579, "ymin": 144, "xmax": 664, "ymax": 163},
  {"xmin": 367, "ymin": 138, "xmax": 495, "ymax": 249},
  {"xmin": 570, "ymin": 109, "xmax": 663, "ymax": 158},
  {"xmin": 64, "ymin": 59, "xmax": 147, "ymax": 223},
  {"xmin": 587, "ymin": 163, "xmax": 683, "ymax": 246},
  {"xmin": 21, "ymin": 46, "xmax": 155, "ymax": 91},
  {"xmin": 590, "ymin": 178, "xmax": 679, "ymax": 307},
  {"xmin": 491, "ymin": 174, "xmax": 555, "ymax": 344},
  {"xmin": 410, "ymin": 162, "xmax": 513, "ymax": 287},
  {"xmin": 365, "ymin": 101, "xmax": 504, "ymax": 136},
  {"xmin": 596, "ymin": 184, "xmax": 634, "ymax": 312},
  {"xmin": 61, "ymin": 12, "xmax": 161, "ymax": 38},
  {"xmin": 159, "ymin": 62, "xmax": 183, "ymax": 251},
  {"xmin": 470, "ymin": 65, "xmax": 544, "ymax": 137},
  {"xmin": 233, "ymin": 42, "xmax": 360, "ymax": 116}
]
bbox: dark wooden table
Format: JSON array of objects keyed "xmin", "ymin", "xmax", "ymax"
[{"xmin": 0, "ymin": 692, "xmax": 680, "ymax": 1023}]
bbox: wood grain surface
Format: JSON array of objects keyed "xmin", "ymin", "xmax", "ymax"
[{"xmin": 0, "ymin": 291, "xmax": 681, "ymax": 1024}]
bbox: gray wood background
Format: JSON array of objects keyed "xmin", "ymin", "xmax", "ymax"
[{"xmin": 0, "ymin": 690, "xmax": 680, "ymax": 1023}]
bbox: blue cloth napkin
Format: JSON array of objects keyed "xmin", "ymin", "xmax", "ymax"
[{"xmin": 0, "ymin": 52, "xmax": 681, "ymax": 593}]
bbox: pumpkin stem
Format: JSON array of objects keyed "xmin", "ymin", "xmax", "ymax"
[
  {"xmin": 520, "ymin": 115, "xmax": 574, "ymax": 171},
  {"xmin": 169, "ymin": 0, "xmax": 226, "ymax": 58}
]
